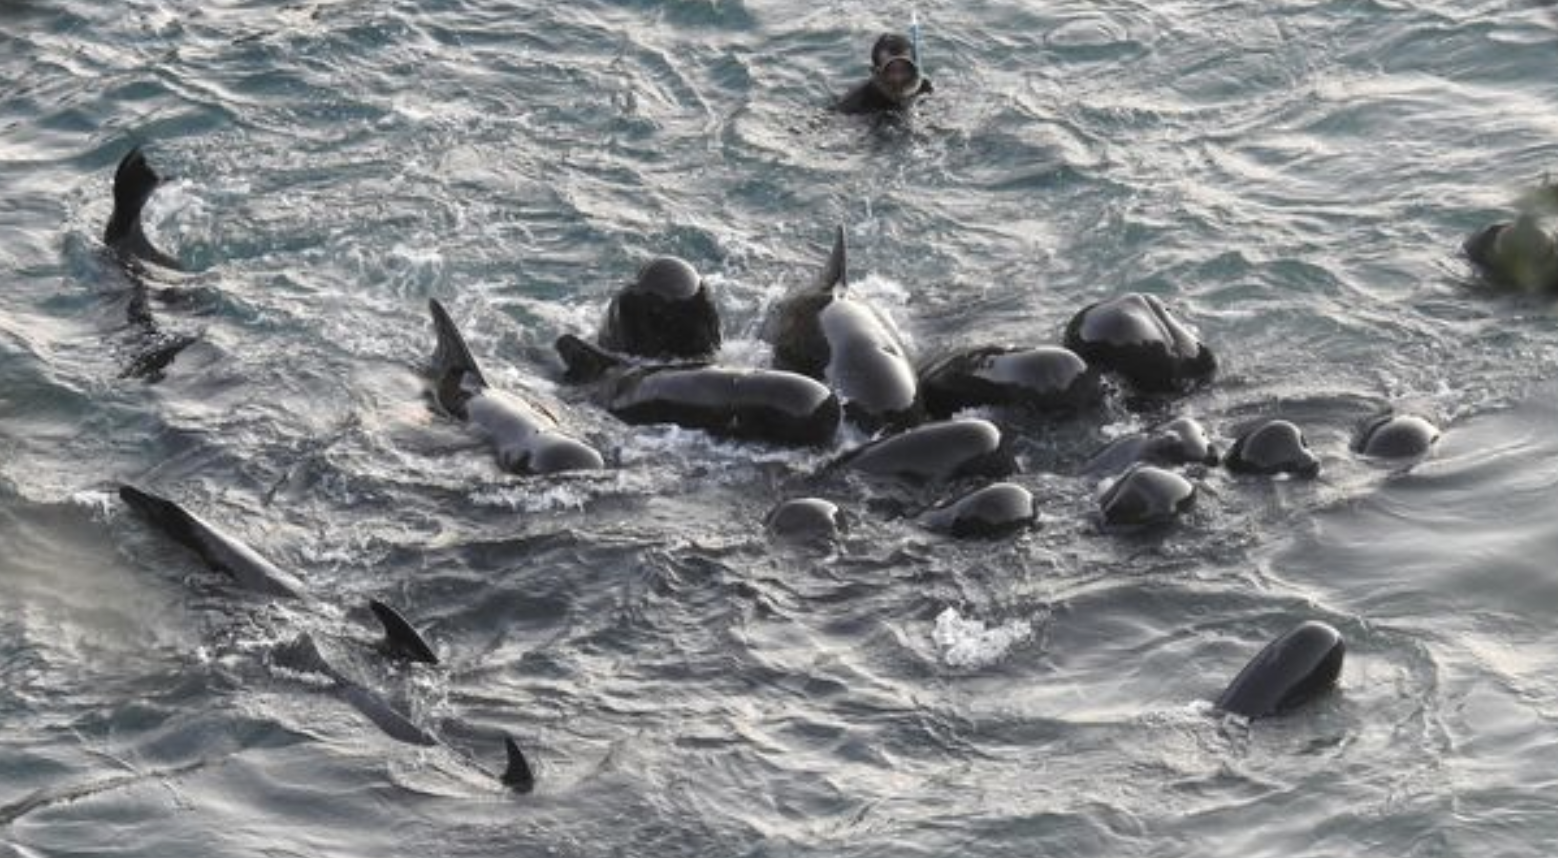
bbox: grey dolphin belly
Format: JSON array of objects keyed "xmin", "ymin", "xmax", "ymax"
[
  {"xmin": 465, "ymin": 389, "xmax": 605, "ymax": 475},
  {"xmin": 819, "ymin": 300, "xmax": 920, "ymax": 424}
]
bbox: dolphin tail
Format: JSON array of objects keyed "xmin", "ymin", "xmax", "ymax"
[
  {"xmin": 554, "ymin": 333, "xmax": 626, "ymax": 383},
  {"xmin": 368, "ymin": 599, "xmax": 439, "ymax": 665},
  {"xmin": 813, "ymin": 225, "xmax": 848, "ymax": 293},
  {"xmin": 501, "ymin": 736, "xmax": 536, "ymax": 793},
  {"xmin": 105, "ymin": 147, "xmax": 157, "ymax": 246},
  {"xmin": 105, "ymin": 146, "xmax": 181, "ymax": 270},
  {"xmin": 119, "ymin": 484, "xmax": 204, "ymax": 555},
  {"xmin": 427, "ymin": 299, "xmax": 487, "ymax": 415}
]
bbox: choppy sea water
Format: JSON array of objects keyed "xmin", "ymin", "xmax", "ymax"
[{"xmin": 3, "ymin": 0, "xmax": 1558, "ymax": 855}]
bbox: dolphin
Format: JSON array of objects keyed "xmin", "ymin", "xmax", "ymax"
[
  {"xmin": 1216, "ymin": 621, "xmax": 1345, "ymax": 719},
  {"xmin": 118, "ymin": 484, "xmax": 307, "ymax": 600},
  {"xmin": 766, "ymin": 227, "xmax": 923, "ymax": 432},
  {"xmin": 427, "ymin": 299, "xmax": 605, "ymax": 475},
  {"xmin": 117, "ymin": 484, "xmax": 532, "ymax": 790},
  {"xmin": 555, "ymin": 334, "xmax": 841, "ymax": 447},
  {"xmin": 596, "ymin": 256, "xmax": 722, "ymax": 360}
]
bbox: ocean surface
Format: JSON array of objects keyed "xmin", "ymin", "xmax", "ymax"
[{"xmin": 4, "ymin": 0, "xmax": 1558, "ymax": 855}]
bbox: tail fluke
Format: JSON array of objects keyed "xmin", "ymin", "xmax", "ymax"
[
  {"xmin": 555, "ymin": 333, "xmax": 627, "ymax": 384},
  {"xmin": 814, "ymin": 225, "xmax": 848, "ymax": 293},
  {"xmin": 501, "ymin": 736, "xmax": 536, "ymax": 793},
  {"xmin": 368, "ymin": 599, "xmax": 439, "ymax": 665},
  {"xmin": 105, "ymin": 146, "xmax": 181, "ymax": 269}
]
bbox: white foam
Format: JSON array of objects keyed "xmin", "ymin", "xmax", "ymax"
[
  {"xmin": 68, "ymin": 489, "xmax": 116, "ymax": 520},
  {"xmin": 469, "ymin": 479, "xmax": 594, "ymax": 513},
  {"xmin": 932, "ymin": 607, "xmax": 1034, "ymax": 668}
]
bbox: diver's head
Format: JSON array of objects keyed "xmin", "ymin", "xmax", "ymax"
[{"xmin": 870, "ymin": 33, "xmax": 923, "ymax": 103}]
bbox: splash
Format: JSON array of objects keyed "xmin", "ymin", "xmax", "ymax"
[{"xmin": 932, "ymin": 607, "xmax": 1033, "ymax": 668}]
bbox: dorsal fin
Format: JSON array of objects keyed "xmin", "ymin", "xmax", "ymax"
[
  {"xmin": 813, "ymin": 225, "xmax": 848, "ymax": 293},
  {"xmin": 427, "ymin": 299, "xmax": 488, "ymax": 415},
  {"xmin": 368, "ymin": 599, "xmax": 439, "ymax": 665},
  {"xmin": 555, "ymin": 333, "xmax": 627, "ymax": 383},
  {"xmin": 273, "ymin": 632, "xmax": 339, "ymax": 681},
  {"xmin": 501, "ymin": 736, "xmax": 536, "ymax": 793}
]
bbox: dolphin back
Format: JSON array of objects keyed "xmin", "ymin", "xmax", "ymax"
[
  {"xmin": 119, "ymin": 483, "xmax": 306, "ymax": 599},
  {"xmin": 119, "ymin": 484, "xmax": 205, "ymax": 553},
  {"xmin": 1216, "ymin": 621, "xmax": 1345, "ymax": 718},
  {"xmin": 274, "ymin": 633, "xmax": 438, "ymax": 747}
]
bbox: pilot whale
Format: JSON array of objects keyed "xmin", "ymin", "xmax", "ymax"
[
  {"xmin": 1463, "ymin": 213, "xmax": 1558, "ymax": 293},
  {"xmin": 1081, "ymin": 416, "xmax": 1219, "ymax": 477},
  {"xmin": 555, "ymin": 334, "xmax": 841, "ymax": 447},
  {"xmin": 919, "ymin": 345, "xmax": 1102, "ymax": 418},
  {"xmin": 596, "ymin": 256, "xmax": 722, "ymax": 360},
  {"xmin": 119, "ymin": 484, "xmax": 308, "ymax": 600},
  {"xmin": 427, "ymin": 299, "xmax": 604, "ymax": 475},
  {"xmin": 1216, "ymin": 620, "xmax": 1344, "ymax": 719},
  {"xmin": 766, "ymin": 226, "xmax": 923, "ymax": 432},
  {"xmin": 117, "ymin": 484, "xmax": 533, "ymax": 790},
  {"xmin": 1063, "ymin": 293, "xmax": 1215, "ymax": 394},
  {"xmin": 832, "ymin": 418, "xmax": 1014, "ymax": 484}
]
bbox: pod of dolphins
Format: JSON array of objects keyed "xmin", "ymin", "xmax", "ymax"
[{"xmin": 94, "ymin": 32, "xmax": 1551, "ymax": 789}]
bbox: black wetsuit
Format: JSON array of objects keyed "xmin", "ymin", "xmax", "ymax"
[{"xmin": 834, "ymin": 77, "xmax": 933, "ymax": 115}]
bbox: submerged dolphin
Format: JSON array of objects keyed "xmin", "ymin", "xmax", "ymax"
[
  {"xmin": 100, "ymin": 146, "xmax": 199, "ymax": 380},
  {"xmin": 117, "ymin": 484, "xmax": 533, "ymax": 791},
  {"xmin": 426, "ymin": 299, "xmax": 605, "ymax": 475}
]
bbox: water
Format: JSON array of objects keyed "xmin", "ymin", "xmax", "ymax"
[{"xmin": 3, "ymin": 0, "xmax": 1558, "ymax": 855}]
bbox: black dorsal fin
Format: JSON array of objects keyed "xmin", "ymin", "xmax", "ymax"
[
  {"xmin": 368, "ymin": 599, "xmax": 439, "ymax": 665},
  {"xmin": 501, "ymin": 736, "xmax": 536, "ymax": 793},
  {"xmin": 428, "ymin": 299, "xmax": 487, "ymax": 386},
  {"xmin": 813, "ymin": 225, "xmax": 848, "ymax": 293},
  {"xmin": 427, "ymin": 299, "xmax": 488, "ymax": 415}
]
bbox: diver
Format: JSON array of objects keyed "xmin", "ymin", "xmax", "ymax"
[{"xmin": 835, "ymin": 33, "xmax": 933, "ymax": 115}]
